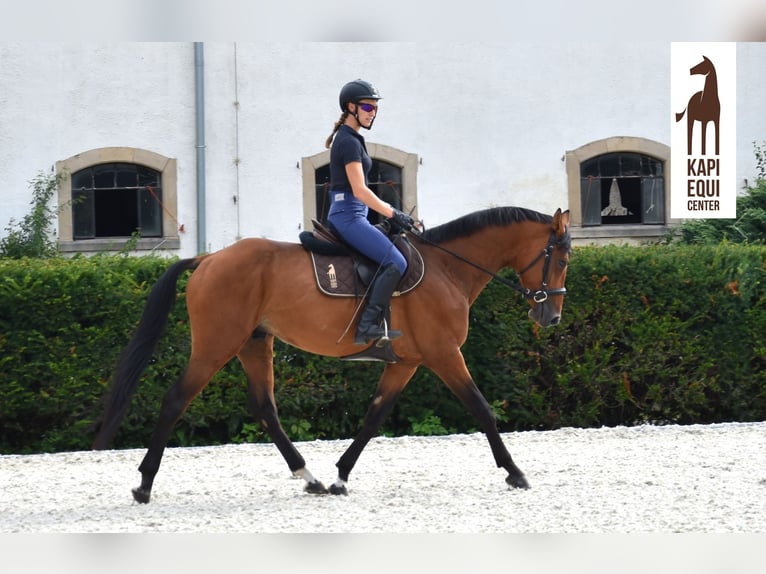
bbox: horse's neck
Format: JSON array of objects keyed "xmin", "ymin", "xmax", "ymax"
[
  {"xmin": 463, "ymin": 226, "xmax": 518, "ymax": 269},
  {"xmin": 442, "ymin": 224, "xmax": 538, "ymax": 297},
  {"xmin": 703, "ymin": 71, "xmax": 719, "ymax": 100}
]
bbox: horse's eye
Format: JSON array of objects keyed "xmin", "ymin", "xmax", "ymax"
[{"xmin": 558, "ymin": 259, "xmax": 567, "ymax": 269}]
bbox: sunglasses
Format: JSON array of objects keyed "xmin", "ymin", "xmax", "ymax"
[{"xmin": 357, "ymin": 102, "xmax": 378, "ymax": 113}]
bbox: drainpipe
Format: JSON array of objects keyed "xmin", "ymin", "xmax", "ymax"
[{"xmin": 194, "ymin": 42, "xmax": 207, "ymax": 254}]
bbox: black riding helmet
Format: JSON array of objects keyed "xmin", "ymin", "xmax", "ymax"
[{"xmin": 339, "ymin": 79, "xmax": 382, "ymax": 130}]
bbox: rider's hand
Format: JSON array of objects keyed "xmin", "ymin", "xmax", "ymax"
[{"xmin": 390, "ymin": 208, "xmax": 416, "ymax": 231}]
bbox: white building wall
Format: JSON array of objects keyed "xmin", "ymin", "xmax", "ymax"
[
  {"xmin": 1, "ymin": 42, "xmax": 197, "ymax": 247},
  {"xmin": 1, "ymin": 42, "xmax": 764, "ymax": 257}
]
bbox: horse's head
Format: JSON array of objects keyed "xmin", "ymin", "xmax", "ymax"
[
  {"xmin": 519, "ymin": 208, "xmax": 571, "ymax": 327},
  {"xmin": 690, "ymin": 55, "xmax": 715, "ymax": 77}
]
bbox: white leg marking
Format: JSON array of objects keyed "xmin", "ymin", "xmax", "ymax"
[{"xmin": 293, "ymin": 467, "xmax": 317, "ymax": 484}]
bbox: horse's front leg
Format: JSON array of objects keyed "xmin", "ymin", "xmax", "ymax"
[
  {"xmin": 714, "ymin": 115, "xmax": 720, "ymax": 155},
  {"xmin": 700, "ymin": 120, "xmax": 708, "ymax": 155},
  {"xmin": 238, "ymin": 334, "xmax": 328, "ymax": 494},
  {"xmin": 330, "ymin": 362, "xmax": 418, "ymax": 495},
  {"xmin": 427, "ymin": 349, "xmax": 529, "ymax": 490}
]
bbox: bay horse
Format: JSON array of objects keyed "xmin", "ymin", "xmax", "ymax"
[{"xmin": 92, "ymin": 206, "xmax": 571, "ymax": 502}]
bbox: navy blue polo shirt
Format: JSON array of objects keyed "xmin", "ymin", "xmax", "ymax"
[{"xmin": 329, "ymin": 125, "xmax": 372, "ymax": 193}]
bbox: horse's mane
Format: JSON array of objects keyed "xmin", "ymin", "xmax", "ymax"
[{"xmin": 420, "ymin": 206, "xmax": 553, "ymax": 244}]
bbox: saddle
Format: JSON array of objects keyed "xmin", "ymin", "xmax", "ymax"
[
  {"xmin": 298, "ymin": 220, "xmax": 424, "ymax": 364},
  {"xmin": 299, "ymin": 220, "xmax": 424, "ymax": 298}
]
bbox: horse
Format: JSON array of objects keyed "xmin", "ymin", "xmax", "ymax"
[
  {"xmin": 675, "ymin": 55, "xmax": 720, "ymax": 156},
  {"xmin": 92, "ymin": 206, "xmax": 571, "ymax": 502}
]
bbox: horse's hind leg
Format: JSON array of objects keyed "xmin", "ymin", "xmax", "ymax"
[
  {"xmin": 428, "ymin": 350, "xmax": 529, "ymax": 489},
  {"xmin": 687, "ymin": 113, "xmax": 694, "ymax": 155},
  {"xmin": 132, "ymin": 355, "xmax": 229, "ymax": 503},
  {"xmin": 237, "ymin": 332, "xmax": 328, "ymax": 494}
]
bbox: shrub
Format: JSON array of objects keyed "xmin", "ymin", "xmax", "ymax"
[
  {"xmin": 0, "ymin": 171, "xmax": 61, "ymax": 259},
  {"xmin": 675, "ymin": 141, "xmax": 766, "ymax": 245},
  {"xmin": 1, "ymin": 243, "xmax": 765, "ymax": 454}
]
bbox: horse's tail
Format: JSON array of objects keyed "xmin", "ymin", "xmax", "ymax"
[
  {"xmin": 675, "ymin": 108, "xmax": 686, "ymax": 122},
  {"xmin": 91, "ymin": 256, "xmax": 203, "ymax": 450}
]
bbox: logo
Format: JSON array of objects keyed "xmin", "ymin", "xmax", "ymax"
[
  {"xmin": 327, "ymin": 263, "xmax": 337, "ymax": 289},
  {"xmin": 675, "ymin": 55, "xmax": 720, "ymax": 156},
  {"xmin": 670, "ymin": 43, "xmax": 737, "ymax": 219}
]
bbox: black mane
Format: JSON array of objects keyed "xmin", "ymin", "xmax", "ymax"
[{"xmin": 420, "ymin": 206, "xmax": 553, "ymax": 244}]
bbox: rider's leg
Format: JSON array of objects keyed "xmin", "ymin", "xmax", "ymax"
[{"xmin": 354, "ymin": 263, "xmax": 402, "ymax": 345}]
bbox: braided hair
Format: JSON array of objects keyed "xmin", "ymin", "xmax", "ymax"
[{"xmin": 325, "ymin": 111, "xmax": 349, "ymax": 149}]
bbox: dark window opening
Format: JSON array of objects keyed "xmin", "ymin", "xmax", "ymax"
[
  {"xmin": 72, "ymin": 163, "xmax": 162, "ymax": 239},
  {"xmin": 580, "ymin": 153, "xmax": 664, "ymax": 226},
  {"xmin": 314, "ymin": 159, "xmax": 403, "ymax": 226}
]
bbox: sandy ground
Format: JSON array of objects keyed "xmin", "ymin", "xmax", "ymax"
[{"xmin": 1, "ymin": 422, "xmax": 764, "ymax": 534}]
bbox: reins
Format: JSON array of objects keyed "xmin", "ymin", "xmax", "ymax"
[{"xmin": 405, "ymin": 227, "xmax": 567, "ymax": 303}]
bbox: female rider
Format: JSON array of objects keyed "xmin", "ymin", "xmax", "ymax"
[{"xmin": 324, "ymin": 79, "xmax": 415, "ymax": 345}]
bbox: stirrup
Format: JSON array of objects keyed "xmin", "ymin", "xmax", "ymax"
[{"xmin": 374, "ymin": 319, "xmax": 401, "ymax": 348}]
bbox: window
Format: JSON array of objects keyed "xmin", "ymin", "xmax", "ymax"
[
  {"xmin": 313, "ymin": 158, "xmax": 403, "ymax": 226},
  {"xmin": 56, "ymin": 148, "xmax": 180, "ymax": 253},
  {"xmin": 71, "ymin": 163, "xmax": 163, "ymax": 239},
  {"xmin": 565, "ymin": 137, "xmax": 674, "ymax": 244},
  {"xmin": 301, "ymin": 142, "xmax": 419, "ymax": 232},
  {"xmin": 580, "ymin": 152, "xmax": 665, "ymax": 226}
]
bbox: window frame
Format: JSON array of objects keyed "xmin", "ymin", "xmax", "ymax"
[
  {"xmin": 301, "ymin": 142, "xmax": 419, "ymax": 233},
  {"xmin": 565, "ymin": 137, "xmax": 677, "ymax": 244},
  {"xmin": 56, "ymin": 147, "xmax": 180, "ymax": 253}
]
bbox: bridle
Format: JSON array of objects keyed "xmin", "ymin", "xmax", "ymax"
[
  {"xmin": 514, "ymin": 231, "xmax": 568, "ymax": 303},
  {"xmin": 408, "ymin": 228, "xmax": 568, "ymax": 303}
]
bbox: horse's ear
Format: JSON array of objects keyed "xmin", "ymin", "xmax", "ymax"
[{"xmin": 552, "ymin": 208, "xmax": 570, "ymax": 236}]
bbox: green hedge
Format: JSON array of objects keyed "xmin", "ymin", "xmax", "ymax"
[{"xmin": 2, "ymin": 244, "xmax": 765, "ymax": 454}]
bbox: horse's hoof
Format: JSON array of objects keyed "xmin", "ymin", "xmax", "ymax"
[
  {"xmin": 304, "ymin": 480, "xmax": 329, "ymax": 495},
  {"xmin": 132, "ymin": 487, "xmax": 151, "ymax": 503},
  {"xmin": 329, "ymin": 483, "xmax": 348, "ymax": 496},
  {"xmin": 506, "ymin": 473, "xmax": 530, "ymax": 490}
]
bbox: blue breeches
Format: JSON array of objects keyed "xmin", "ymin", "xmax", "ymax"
[{"xmin": 327, "ymin": 196, "xmax": 407, "ymax": 275}]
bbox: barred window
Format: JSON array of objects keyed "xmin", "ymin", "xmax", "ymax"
[
  {"xmin": 580, "ymin": 152, "xmax": 665, "ymax": 226},
  {"xmin": 301, "ymin": 143, "xmax": 419, "ymax": 233},
  {"xmin": 314, "ymin": 159, "xmax": 403, "ymax": 226},
  {"xmin": 71, "ymin": 163, "xmax": 162, "ymax": 239}
]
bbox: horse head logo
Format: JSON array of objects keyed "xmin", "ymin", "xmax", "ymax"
[{"xmin": 675, "ymin": 55, "xmax": 720, "ymax": 156}]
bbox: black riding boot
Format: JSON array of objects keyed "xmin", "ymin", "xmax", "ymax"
[{"xmin": 354, "ymin": 264, "xmax": 403, "ymax": 345}]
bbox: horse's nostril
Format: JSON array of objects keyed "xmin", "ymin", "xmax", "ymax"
[{"xmin": 549, "ymin": 316, "xmax": 560, "ymax": 326}]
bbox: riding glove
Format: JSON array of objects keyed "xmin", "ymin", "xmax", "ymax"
[{"xmin": 390, "ymin": 208, "xmax": 416, "ymax": 231}]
